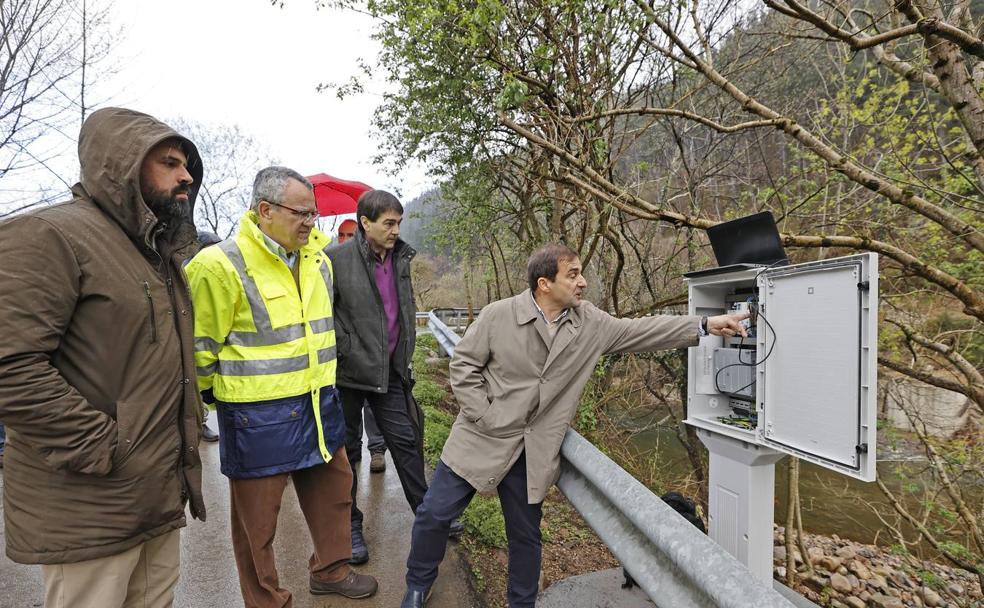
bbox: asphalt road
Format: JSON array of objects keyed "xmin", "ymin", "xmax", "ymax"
[{"xmin": 0, "ymin": 428, "xmax": 479, "ymax": 608}]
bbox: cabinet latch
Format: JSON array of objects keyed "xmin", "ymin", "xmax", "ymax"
[
  {"xmin": 857, "ymin": 281, "xmax": 870, "ymax": 291},
  {"xmin": 855, "ymin": 443, "xmax": 868, "ymax": 453}
]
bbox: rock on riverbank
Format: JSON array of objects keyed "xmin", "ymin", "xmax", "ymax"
[{"xmin": 773, "ymin": 526, "xmax": 982, "ymax": 608}]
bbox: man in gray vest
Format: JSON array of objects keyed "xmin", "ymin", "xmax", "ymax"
[{"xmin": 326, "ymin": 190, "xmax": 463, "ymax": 565}]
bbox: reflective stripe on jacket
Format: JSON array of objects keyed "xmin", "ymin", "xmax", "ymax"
[{"xmin": 186, "ymin": 212, "xmax": 339, "ymax": 465}]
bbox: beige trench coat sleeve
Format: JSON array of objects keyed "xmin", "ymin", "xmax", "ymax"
[
  {"xmin": 448, "ymin": 305, "xmax": 494, "ymax": 422},
  {"xmin": 596, "ymin": 308, "xmax": 702, "ymax": 355}
]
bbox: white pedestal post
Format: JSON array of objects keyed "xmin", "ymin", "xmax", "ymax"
[{"xmin": 697, "ymin": 428, "xmax": 786, "ymax": 583}]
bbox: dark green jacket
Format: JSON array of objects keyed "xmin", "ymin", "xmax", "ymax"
[
  {"xmin": 326, "ymin": 230, "xmax": 417, "ymax": 392},
  {"xmin": 0, "ymin": 108, "xmax": 206, "ymax": 564}
]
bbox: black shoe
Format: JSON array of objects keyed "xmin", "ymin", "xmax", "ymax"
[
  {"xmin": 349, "ymin": 524, "xmax": 369, "ymax": 565},
  {"xmin": 310, "ymin": 571, "xmax": 378, "ymax": 598},
  {"xmin": 448, "ymin": 519, "xmax": 465, "ymax": 539},
  {"xmin": 400, "ymin": 587, "xmax": 432, "ymax": 607},
  {"xmin": 201, "ymin": 423, "xmax": 219, "ymax": 443}
]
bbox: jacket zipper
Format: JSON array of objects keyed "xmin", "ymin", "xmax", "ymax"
[
  {"xmin": 147, "ymin": 226, "xmax": 197, "ymax": 513},
  {"xmin": 143, "ymin": 281, "xmax": 158, "ymax": 343},
  {"xmin": 164, "ymin": 261, "xmax": 191, "ymax": 507}
]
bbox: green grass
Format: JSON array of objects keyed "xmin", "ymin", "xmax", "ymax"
[
  {"xmin": 414, "ymin": 378, "xmax": 445, "ymax": 410},
  {"xmin": 422, "ymin": 406, "xmax": 453, "ymax": 467},
  {"xmin": 460, "ymin": 495, "xmax": 508, "ymax": 547}
]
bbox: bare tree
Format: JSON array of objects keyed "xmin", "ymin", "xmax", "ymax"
[
  {"xmin": 0, "ymin": 0, "xmax": 114, "ymax": 215},
  {"xmin": 169, "ymin": 118, "xmax": 278, "ymax": 238}
]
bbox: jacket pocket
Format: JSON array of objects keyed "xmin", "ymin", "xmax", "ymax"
[
  {"xmin": 336, "ymin": 329, "xmax": 351, "ymax": 359},
  {"xmin": 465, "ymin": 396, "xmax": 495, "ymax": 424},
  {"xmin": 259, "ymin": 282, "xmax": 298, "ymax": 327},
  {"xmin": 143, "ymin": 281, "xmax": 158, "ymax": 343},
  {"xmin": 225, "ymin": 399, "xmax": 309, "ymax": 472},
  {"xmin": 474, "ymin": 398, "xmax": 526, "ymax": 438},
  {"xmin": 113, "ymin": 401, "xmax": 137, "ymax": 469},
  {"xmin": 317, "ymin": 387, "xmax": 347, "ymax": 453}
]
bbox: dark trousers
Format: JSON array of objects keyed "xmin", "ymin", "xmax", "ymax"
[
  {"xmin": 406, "ymin": 453, "xmax": 543, "ymax": 608},
  {"xmin": 363, "ymin": 406, "xmax": 386, "ymax": 454},
  {"xmin": 340, "ymin": 372, "xmax": 427, "ymax": 527},
  {"xmin": 229, "ymin": 448, "xmax": 354, "ymax": 608}
]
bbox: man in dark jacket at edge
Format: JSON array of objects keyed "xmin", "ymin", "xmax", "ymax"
[
  {"xmin": 325, "ymin": 190, "xmax": 462, "ymax": 564},
  {"xmin": 0, "ymin": 107, "xmax": 206, "ymax": 608}
]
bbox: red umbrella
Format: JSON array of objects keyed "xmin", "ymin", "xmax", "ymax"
[{"xmin": 307, "ymin": 173, "xmax": 372, "ymax": 217}]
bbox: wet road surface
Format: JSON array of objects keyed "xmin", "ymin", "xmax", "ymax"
[{"xmin": 0, "ymin": 435, "xmax": 479, "ymax": 608}]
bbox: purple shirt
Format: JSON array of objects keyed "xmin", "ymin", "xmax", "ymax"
[{"xmin": 374, "ymin": 252, "xmax": 401, "ymax": 357}]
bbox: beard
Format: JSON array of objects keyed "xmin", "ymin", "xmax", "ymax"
[{"xmin": 143, "ymin": 185, "xmax": 191, "ymax": 222}]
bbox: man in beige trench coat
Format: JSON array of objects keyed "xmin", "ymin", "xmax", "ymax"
[{"xmin": 400, "ymin": 243, "xmax": 749, "ymax": 608}]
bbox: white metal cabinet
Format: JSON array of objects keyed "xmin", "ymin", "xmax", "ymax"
[{"xmin": 686, "ymin": 253, "xmax": 878, "ymax": 482}]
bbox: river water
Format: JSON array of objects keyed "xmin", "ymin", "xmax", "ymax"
[{"xmin": 629, "ymin": 424, "xmax": 962, "ymax": 551}]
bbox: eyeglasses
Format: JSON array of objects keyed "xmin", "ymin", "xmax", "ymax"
[{"xmin": 265, "ymin": 200, "xmax": 319, "ymax": 222}]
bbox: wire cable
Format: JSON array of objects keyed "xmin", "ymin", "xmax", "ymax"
[
  {"xmin": 712, "ymin": 305, "xmax": 778, "ymax": 397},
  {"xmin": 708, "ymin": 259, "xmax": 789, "ymax": 398}
]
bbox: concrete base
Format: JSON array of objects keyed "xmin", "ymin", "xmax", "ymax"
[
  {"xmin": 537, "ymin": 568, "xmax": 656, "ymax": 607},
  {"xmin": 698, "ymin": 428, "xmax": 786, "ymax": 583}
]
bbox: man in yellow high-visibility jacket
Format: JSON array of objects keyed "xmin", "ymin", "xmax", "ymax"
[{"xmin": 186, "ymin": 166, "xmax": 378, "ymax": 608}]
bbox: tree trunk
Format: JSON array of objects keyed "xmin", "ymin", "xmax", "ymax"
[
  {"xmin": 793, "ymin": 458, "xmax": 813, "ymax": 573},
  {"xmin": 785, "ymin": 459, "xmax": 796, "ymax": 585}
]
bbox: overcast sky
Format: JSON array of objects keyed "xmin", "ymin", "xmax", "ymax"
[
  {"xmin": 117, "ymin": 0, "xmax": 427, "ymax": 191},
  {"xmin": 2, "ymin": 0, "xmax": 429, "ymax": 218}
]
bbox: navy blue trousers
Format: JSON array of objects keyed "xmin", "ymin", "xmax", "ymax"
[{"xmin": 406, "ymin": 452, "xmax": 543, "ymax": 608}]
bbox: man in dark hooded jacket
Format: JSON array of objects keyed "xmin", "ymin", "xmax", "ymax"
[{"xmin": 0, "ymin": 107, "xmax": 206, "ymax": 608}]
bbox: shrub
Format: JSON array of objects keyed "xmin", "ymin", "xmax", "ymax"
[
  {"xmin": 413, "ymin": 378, "xmax": 445, "ymax": 410},
  {"xmin": 422, "ymin": 405, "xmax": 454, "ymax": 467},
  {"xmin": 461, "ymin": 494, "xmax": 508, "ymax": 548}
]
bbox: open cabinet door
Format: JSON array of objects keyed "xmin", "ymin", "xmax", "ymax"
[{"xmin": 757, "ymin": 253, "xmax": 878, "ymax": 481}]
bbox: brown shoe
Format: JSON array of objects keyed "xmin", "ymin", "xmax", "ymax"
[
  {"xmin": 369, "ymin": 452, "xmax": 386, "ymax": 473},
  {"xmin": 310, "ymin": 571, "xmax": 378, "ymax": 599}
]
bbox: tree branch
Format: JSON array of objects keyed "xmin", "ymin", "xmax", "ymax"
[
  {"xmin": 499, "ymin": 111, "xmax": 984, "ymax": 320},
  {"xmin": 566, "ymin": 107, "xmax": 783, "ymax": 132},
  {"xmin": 768, "ymin": 0, "xmax": 984, "ymax": 58},
  {"xmin": 631, "ymin": 0, "xmax": 984, "ymax": 258}
]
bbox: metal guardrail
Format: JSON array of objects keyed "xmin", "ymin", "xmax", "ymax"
[
  {"xmin": 427, "ymin": 310, "xmax": 462, "ymax": 356},
  {"xmin": 558, "ymin": 433, "xmax": 795, "ymax": 608},
  {"xmin": 429, "ymin": 311, "xmax": 796, "ymax": 608},
  {"xmin": 431, "ymin": 308, "xmax": 471, "ymax": 333},
  {"xmin": 420, "ymin": 309, "xmax": 471, "ymax": 330}
]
